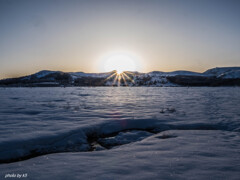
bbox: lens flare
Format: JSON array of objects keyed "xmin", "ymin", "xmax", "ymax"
[{"xmin": 104, "ymin": 70, "xmax": 135, "ymax": 86}]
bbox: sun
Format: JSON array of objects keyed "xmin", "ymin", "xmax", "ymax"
[
  {"xmin": 98, "ymin": 52, "xmax": 141, "ymax": 86},
  {"xmin": 103, "ymin": 53, "xmax": 136, "ymax": 74}
]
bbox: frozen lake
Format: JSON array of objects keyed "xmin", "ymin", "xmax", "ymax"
[{"xmin": 0, "ymin": 87, "xmax": 240, "ymax": 179}]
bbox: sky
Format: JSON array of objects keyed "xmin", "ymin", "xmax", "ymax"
[{"xmin": 0, "ymin": 0, "xmax": 240, "ymax": 79}]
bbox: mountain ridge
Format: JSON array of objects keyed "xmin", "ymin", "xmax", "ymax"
[{"xmin": 1, "ymin": 67, "xmax": 240, "ymax": 87}]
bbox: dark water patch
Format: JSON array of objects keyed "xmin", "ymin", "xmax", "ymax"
[
  {"xmin": 83, "ymin": 106, "xmax": 92, "ymax": 109},
  {"xmin": 53, "ymin": 99, "xmax": 65, "ymax": 102},
  {"xmin": 14, "ymin": 107, "xmax": 25, "ymax": 110},
  {"xmin": 1, "ymin": 110, "xmax": 42, "ymax": 115},
  {"xmin": 20, "ymin": 111, "xmax": 42, "ymax": 115},
  {"xmin": 78, "ymin": 94, "xmax": 90, "ymax": 97},
  {"xmin": 173, "ymin": 123, "xmax": 225, "ymax": 131},
  {"xmin": 9, "ymin": 97, "xmax": 20, "ymax": 100},
  {"xmin": 155, "ymin": 134, "xmax": 177, "ymax": 139},
  {"xmin": 60, "ymin": 105, "xmax": 92, "ymax": 111},
  {"xmin": 41, "ymin": 103, "xmax": 56, "ymax": 108},
  {"xmin": 159, "ymin": 107, "xmax": 176, "ymax": 114}
]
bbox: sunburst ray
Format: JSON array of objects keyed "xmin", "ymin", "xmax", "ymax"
[
  {"xmin": 121, "ymin": 73, "xmax": 128, "ymax": 86},
  {"xmin": 103, "ymin": 70, "xmax": 135, "ymax": 86},
  {"xmin": 122, "ymin": 72, "xmax": 135, "ymax": 83},
  {"xmin": 105, "ymin": 72, "xmax": 117, "ymax": 81},
  {"xmin": 112, "ymin": 74, "xmax": 119, "ymax": 86}
]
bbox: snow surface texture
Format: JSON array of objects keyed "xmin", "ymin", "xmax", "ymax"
[{"xmin": 0, "ymin": 87, "xmax": 240, "ymax": 180}]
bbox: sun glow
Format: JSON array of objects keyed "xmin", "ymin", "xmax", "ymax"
[
  {"xmin": 98, "ymin": 52, "xmax": 141, "ymax": 86},
  {"xmin": 103, "ymin": 53, "xmax": 136, "ymax": 73}
]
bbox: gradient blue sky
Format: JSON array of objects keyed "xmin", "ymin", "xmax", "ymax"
[{"xmin": 0, "ymin": 0, "xmax": 240, "ymax": 78}]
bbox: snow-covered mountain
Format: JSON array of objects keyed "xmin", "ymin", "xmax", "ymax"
[
  {"xmin": 0, "ymin": 67, "xmax": 240, "ymax": 87},
  {"xmin": 70, "ymin": 71, "xmax": 115, "ymax": 79},
  {"xmin": 204, "ymin": 67, "xmax": 240, "ymax": 78}
]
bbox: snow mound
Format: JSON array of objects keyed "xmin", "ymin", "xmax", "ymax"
[
  {"xmin": 1, "ymin": 130, "xmax": 239, "ymax": 180},
  {"xmin": 0, "ymin": 118, "xmax": 232, "ymax": 164}
]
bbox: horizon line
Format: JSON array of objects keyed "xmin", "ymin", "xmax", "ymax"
[{"xmin": 2, "ymin": 66, "xmax": 240, "ymax": 80}]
